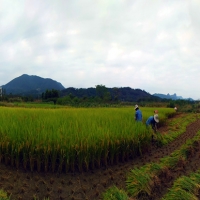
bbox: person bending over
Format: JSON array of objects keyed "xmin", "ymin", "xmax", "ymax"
[{"xmin": 146, "ymin": 114, "xmax": 159, "ymax": 141}]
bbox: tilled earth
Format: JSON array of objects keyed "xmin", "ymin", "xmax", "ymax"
[{"xmin": 1, "ymin": 116, "xmax": 200, "ymax": 200}]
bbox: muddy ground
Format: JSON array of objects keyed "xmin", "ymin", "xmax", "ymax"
[{"xmin": 1, "ymin": 115, "xmax": 200, "ymax": 200}]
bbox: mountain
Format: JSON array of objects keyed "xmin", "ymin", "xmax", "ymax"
[
  {"xmin": 1, "ymin": 74, "xmax": 65, "ymax": 95},
  {"xmin": 153, "ymin": 93, "xmax": 194, "ymax": 101},
  {"xmin": 60, "ymin": 87, "xmax": 160, "ymax": 102},
  {"xmin": 2, "ymin": 74, "xmax": 182, "ymax": 102}
]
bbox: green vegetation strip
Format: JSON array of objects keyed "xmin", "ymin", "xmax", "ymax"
[
  {"xmin": 155, "ymin": 113, "xmax": 199, "ymax": 146},
  {"xmin": 162, "ymin": 169, "xmax": 200, "ymax": 200}
]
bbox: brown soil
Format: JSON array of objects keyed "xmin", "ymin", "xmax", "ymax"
[{"xmin": 1, "ymin": 115, "xmax": 200, "ymax": 200}]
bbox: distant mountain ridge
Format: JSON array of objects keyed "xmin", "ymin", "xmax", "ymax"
[
  {"xmin": 1, "ymin": 74, "xmax": 65, "ymax": 95},
  {"xmin": 60, "ymin": 87, "xmax": 159, "ymax": 102},
  {"xmin": 153, "ymin": 93, "xmax": 194, "ymax": 101},
  {"xmin": 0, "ymin": 74, "xmax": 159, "ymax": 101},
  {"xmin": 1, "ymin": 74, "xmax": 194, "ymax": 101}
]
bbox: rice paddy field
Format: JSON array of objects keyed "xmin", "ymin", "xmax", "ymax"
[
  {"xmin": 0, "ymin": 105, "xmax": 200, "ymax": 200},
  {"xmin": 0, "ymin": 106, "xmax": 173, "ymax": 173}
]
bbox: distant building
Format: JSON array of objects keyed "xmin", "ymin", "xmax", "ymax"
[{"xmin": 0, "ymin": 87, "xmax": 2, "ymax": 97}]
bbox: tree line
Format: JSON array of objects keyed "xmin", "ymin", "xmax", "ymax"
[{"xmin": 0, "ymin": 85, "xmax": 198, "ymax": 112}]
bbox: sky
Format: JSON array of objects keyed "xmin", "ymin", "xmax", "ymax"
[{"xmin": 0, "ymin": 0, "xmax": 200, "ymax": 100}]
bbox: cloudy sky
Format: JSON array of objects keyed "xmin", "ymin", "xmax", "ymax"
[{"xmin": 1, "ymin": 0, "xmax": 200, "ymax": 99}]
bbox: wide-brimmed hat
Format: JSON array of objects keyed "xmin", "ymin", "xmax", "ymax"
[
  {"xmin": 154, "ymin": 114, "xmax": 159, "ymax": 123},
  {"xmin": 134, "ymin": 104, "xmax": 139, "ymax": 110}
]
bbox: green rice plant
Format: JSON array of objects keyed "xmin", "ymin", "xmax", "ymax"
[
  {"xmin": 94, "ymin": 140, "xmax": 104, "ymax": 168},
  {"xmin": 29, "ymin": 153, "xmax": 35, "ymax": 172},
  {"xmin": 126, "ymin": 163, "xmax": 161, "ymax": 197},
  {"xmin": 43, "ymin": 145, "xmax": 50, "ymax": 172},
  {"xmin": 21, "ymin": 141, "xmax": 31, "ymax": 170},
  {"xmin": 75, "ymin": 141, "xmax": 89, "ymax": 172},
  {"xmin": 57, "ymin": 148, "xmax": 66, "ymax": 173},
  {"xmin": 35, "ymin": 144, "xmax": 43, "ymax": 172},
  {"xmin": 191, "ymin": 171, "xmax": 200, "ymax": 184},
  {"xmin": 101, "ymin": 138, "xmax": 110, "ymax": 167},
  {"xmin": 0, "ymin": 106, "xmax": 174, "ymax": 172},
  {"xmin": 108, "ymin": 140, "xmax": 119, "ymax": 165},
  {"xmin": 14, "ymin": 143, "xmax": 22, "ymax": 169},
  {"xmin": 64, "ymin": 146, "xmax": 71, "ymax": 173},
  {"xmin": 174, "ymin": 176, "xmax": 200, "ymax": 196},
  {"xmin": 83, "ymin": 144, "xmax": 90, "ymax": 171},
  {"xmin": 49, "ymin": 144, "xmax": 58, "ymax": 172},
  {"xmin": 160, "ymin": 132, "xmax": 200, "ymax": 169},
  {"xmin": 158, "ymin": 113, "xmax": 198, "ymax": 146},
  {"xmin": 0, "ymin": 189, "xmax": 10, "ymax": 200},
  {"xmin": 69, "ymin": 145, "xmax": 77, "ymax": 172},
  {"xmin": 102, "ymin": 186, "xmax": 129, "ymax": 200},
  {"xmin": 87, "ymin": 144, "xmax": 96, "ymax": 170},
  {"xmin": 162, "ymin": 188, "xmax": 198, "ymax": 200},
  {"xmin": 4, "ymin": 141, "xmax": 11, "ymax": 166},
  {"xmin": 10, "ymin": 144, "xmax": 15, "ymax": 167},
  {"xmin": 162, "ymin": 173, "xmax": 200, "ymax": 200}
]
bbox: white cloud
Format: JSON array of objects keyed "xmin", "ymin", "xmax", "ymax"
[{"xmin": 0, "ymin": 0, "xmax": 200, "ymax": 99}]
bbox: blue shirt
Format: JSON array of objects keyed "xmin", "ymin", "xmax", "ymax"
[
  {"xmin": 146, "ymin": 116, "xmax": 156, "ymax": 126},
  {"xmin": 135, "ymin": 109, "xmax": 142, "ymax": 121}
]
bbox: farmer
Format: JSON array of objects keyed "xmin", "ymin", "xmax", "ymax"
[
  {"xmin": 134, "ymin": 104, "xmax": 142, "ymax": 122},
  {"xmin": 146, "ymin": 113, "xmax": 159, "ymax": 141},
  {"xmin": 154, "ymin": 110, "xmax": 158, "ymax": 114}
]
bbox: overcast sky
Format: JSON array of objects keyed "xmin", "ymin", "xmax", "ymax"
[{"xmin": 0, "ymin": 0, "xmax": 200, "ymax": 99}]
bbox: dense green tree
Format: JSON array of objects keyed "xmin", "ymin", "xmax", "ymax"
[
  {"xmin": 95, "ymin": 84, "xmax": 107, "ymax": 99},
  {"xmin": 42, "ymin": 89, "xmax": 59, "ymax": 100},
  {"xmin": 112, "ymin": 87, "xmax": 120, "ymax": 101},
  {"xmin": 41, "ymin": 89, "xmax": 59, "ymax": 104},
  {"xmin": 95, "ymin": 84, "xmax": 111, "ymax": 101}
]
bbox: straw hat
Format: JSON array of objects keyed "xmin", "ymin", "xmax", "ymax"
[
  {"xmin": 154, "ymin": 114, "xmax": 159, "ymax": 123},
  {"xmin": 134, "ymin": 104, "xmax": 139, "ymax": 110}
]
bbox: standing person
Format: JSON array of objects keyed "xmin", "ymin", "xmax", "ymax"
[
  {"xmin": 134, "ymin": 104, "xmax": 142, "ymax": 122},
  {"xmin": 146, "ymin": 113, "xmax": 159, "ymax": 141}
]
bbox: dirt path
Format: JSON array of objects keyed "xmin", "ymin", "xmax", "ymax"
[{"xmin": 1, "ymin": 117, "xmax": 200, "ymax": 200}]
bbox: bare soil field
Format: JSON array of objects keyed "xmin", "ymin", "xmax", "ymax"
[{"xmin": 1, "ymin": 114, "xmax": 200, "ymax": 200}]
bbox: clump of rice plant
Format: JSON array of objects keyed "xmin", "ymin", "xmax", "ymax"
[
  {"xmin": 126, "ymin": 163, "xmax": 161, "ymax": 198},
  {"xmin": 0, "ymin": 189, "xmax": 10, "ymax": 200},
  {"xmin": 102, "ymin": 186, "xmax": 128, "ymax": 200},
  {"xmin": 162, "ymin": 171, "xmax": 200, "ymax": 200}
]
